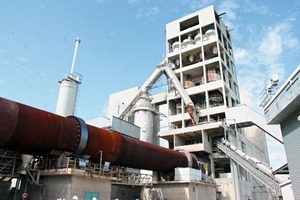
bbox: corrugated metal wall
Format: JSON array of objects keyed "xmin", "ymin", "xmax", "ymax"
[{"xmin": 282, "ymin": 107, "xmax": 300, "ymax": 200}]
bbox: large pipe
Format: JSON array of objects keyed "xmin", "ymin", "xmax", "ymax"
[
  {"xmin": 117, "ymin": 67, "xmax": 163, "ymax": 120},
  {"xmin": 162, "ymin": 63, "xmax": 198, "ymax": 125},
  {"xmin": 0, "ymin": 97, "xmax": 198, "ymax": 172}
]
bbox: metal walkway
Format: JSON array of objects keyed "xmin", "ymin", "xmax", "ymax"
[
  {"xmin": 0, "ymin": 149, "xmax": 21, "ymax": 178},
  {"xmin": 217, "ymin": 141, "xmax": 282, "ymax": 197}
]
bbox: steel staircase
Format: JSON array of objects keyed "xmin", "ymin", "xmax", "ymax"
[
  {"xmin": 217, "ymin": 141, "xmax": 282, "ymax": 196},
  {"xmin": 141, "ymin": 188, "xmax": 164, "ymax": 200}
]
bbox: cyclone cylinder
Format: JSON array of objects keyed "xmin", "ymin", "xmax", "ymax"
[{"xmin": 0, "ymin": 97, "xmax": 198, "ymax": 172}]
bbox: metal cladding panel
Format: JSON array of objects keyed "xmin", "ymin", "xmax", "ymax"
[
  {"xmin": 111, "ymin": 116, "xmax": 140, "ymax": 139},
  {"xmin": 281, "ymin": 107, "xmax": 300, "ymax": 200},
  {"xmin": 134, "ymin": 92, "xmax": 154, "ymax": 143},
  {"xmin": 56, "ymin": 79, "xmax": 78, "ymax": 116},
  {"xmin": 134, "ymin": 111, "xmax": 154, "ymax": 143}
]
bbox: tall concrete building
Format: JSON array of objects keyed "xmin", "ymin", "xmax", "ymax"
[
  {"xmin": 151, "ymin": 5, "xmax": 271, "ymax": 200},
  {"xmin": 107, "ymin": 5, "xmax": 280, "ymax": 200},
  {"xmin": 157, "ymin": 6, "xmax": 239, "ymax": 154}
]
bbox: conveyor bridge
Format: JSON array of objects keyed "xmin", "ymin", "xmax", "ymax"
[
  {"xmin": 225, "ymin": 104, "xmax": 283, "ymax": 143},
  {"xmin": 217, "ymin": 141, "xmax": 282, "ymax": 196}
]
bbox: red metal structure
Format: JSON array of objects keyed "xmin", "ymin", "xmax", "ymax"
[{"xmin": 0, "ymin": 97, "xmax": 198, "ymax": 172}]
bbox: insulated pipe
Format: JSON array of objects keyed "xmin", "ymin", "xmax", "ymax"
[
  {"xmin": 162, "ymin": 63, "xmax": 198, "ymax": 125},
  {"xmin": 140, "ymin": 67, "xmax": 163, "ymax": 93},
  {"xmin": 117, "ymin": 59, "xmax": 198, "ymax": 126},
  {"xmin": 162, "ymin": 64, "xmax": 193, "ymax": 108},
  {"xmin": 117, "ymin": 67, "xmax": 163, "ymax": 120},
  {"xmin": 0, "ymin": 97, "xmax": 197, "ymax": 172}
]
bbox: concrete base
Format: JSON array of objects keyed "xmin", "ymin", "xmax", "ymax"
[
  {"xmin": 28, "ymin": 173, "xmax": 111, "ymax": 200},
  {"xmin": 175, "ymin": 167, "xmax": 202, "ymax": 181},
  {"xmin": 22, "ymin": 170, "xmax": 216, "ymax": 200},
  {"xmin": 152, "ymin": 181, "xmax": 217, "ymax": 200}
]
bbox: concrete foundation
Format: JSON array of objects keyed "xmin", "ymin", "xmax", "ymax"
[
  {"xmin": 28, "ymin": 173, "xmax": 111, "ymax": 200},
  {"xmin": 151, "ymin": 181, "xmax": 217, "ymax": 200}
]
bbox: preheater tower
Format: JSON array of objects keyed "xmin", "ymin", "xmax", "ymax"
[{"xmin": 56, "ymin": 37, "xmax": 82, "ymax": 116}]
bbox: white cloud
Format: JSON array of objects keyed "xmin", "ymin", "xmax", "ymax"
[
  {"xmin": 266, "ymin": 136, "xmax": 287, "ymax": 169},
  {"xmin": 219, "ymin": 0, "xmax": 269, "ymax": 22},
  {"xmin": 259, "ymin": 31, "xmax": 282, "ymax": 60},
  {"xmin": 233, "ymin": 17, "xmax": 298, "ymax": 170},
  {"xmin": 0, "ymin": 49, "xmax": 9, "ymax": 66},
  {"xmin": 128, "ymin": 0, "xmax": 141, "ymax": 5},
  {"xmin": 242, "ymin": 0, "xmax": 269, "ymax": 15},
  {"xmin": 178, "ymin": 0, "xmax": 214, "ymax": 11},
  {"xmin": 135, "ymin": 6, "xmax": 159, "ymax": 21},
  {"xmin": 217, "ymin": 1, "xmax": 270, "ymax": 41},
  {"xmin": 145, "ymin": 7, "xmax": 159, "ymax": 17},
  {"xmin": 219, "ymin": 0, "xmax": 240, "ymax": 21},
  {"xmin": 238, "ymin": 69, "xmax": 266, "ymax": 110},
  {"xmin": 16, "ymin": 57, "xmax": 28, "ymax": 63},
  {"xmin": 189, "ymin": 0, "xmax": 214, "ymax": 11},
  {"xmin": 258, "ymin": 21, "xmax": 298, "ymax": 77},
  {"xmin": 135, "ymin": 8, "xmax": 143, "ymax": 18},
  {"xmin": 39, "ymin": 71, "xmax": 47, "ymax": 77},
  {"xmin": 235, "ymin": 20, "xmax": 299, "ymax": 110},
  {"xmin": 234, "ymin": 48, "xmax": 249, "ymax": 65},
  {"xmin": 0, "ymin": 79, "xmax": 5, "ymax": 85},
  {"xmin": 0, "ymin": 60, "xmax": 10, "ymax": 65},
  {"xmin": 217, "ymin": 0, "xmax": 241, "ymax": 34}
]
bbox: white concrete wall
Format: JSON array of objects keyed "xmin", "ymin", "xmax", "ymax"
[
  {"xmin": 108, "ymin": 86, "xmax": 139, "ymax": 120},
  {"xmin": 154, "ymin": 182, "xmax": 216, "ymax": 200},
  {"xmin": 281, "ymin": 181, "xmax": 295, "ymax": 200},
  {"xmin": 175, "ymin": 168, "xmax": 202, "ymax": 182},
  {"xmin": 37, "ymin": 175, "xmax": 111, "ymax": 200}
]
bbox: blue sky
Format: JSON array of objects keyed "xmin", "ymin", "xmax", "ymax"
[{"xmin": 1, "ymin": 0, "xmax": 299, "ymax": 168}]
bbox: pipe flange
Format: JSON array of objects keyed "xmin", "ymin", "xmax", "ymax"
[
  {"xmin": 176, "ymin": 148, "xmax": 193, "ymax": 168},
  {"xmin": 67, "ymin": 116, "xmax": 88, "ymax": 155},
  {"xmin": 190, "ymin": 153, "xmax": 199, "ymax": 169}
]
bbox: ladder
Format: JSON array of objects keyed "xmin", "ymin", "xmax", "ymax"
[
  {"xmin": 141, "ymin": 188, "xmax": 164, "ymax": 200},
  {"xmin": 217, "ymin": 142, "xmax": 281, "ymax": 196},
  {"xmin": 151, "ymin": 188, "xmax": 164, "ymax": 200}
]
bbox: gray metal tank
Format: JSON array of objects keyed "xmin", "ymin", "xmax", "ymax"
[{"xmin": 134, "ymin": 92, "xmax": 155, "ymax": 143}]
